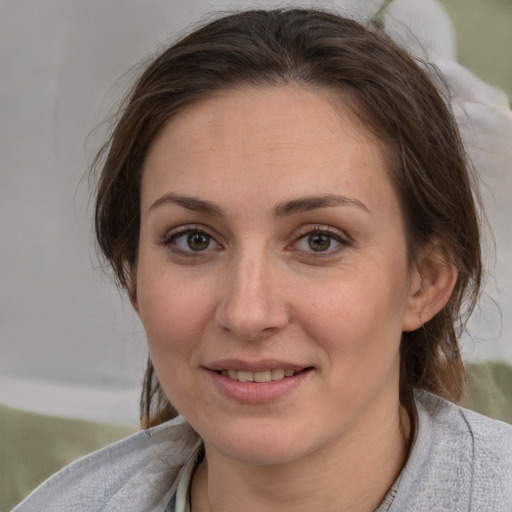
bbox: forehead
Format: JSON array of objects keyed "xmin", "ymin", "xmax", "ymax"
[{"xmin": 141, "ymin": 85, "xmax": 396, "ymax": 216}]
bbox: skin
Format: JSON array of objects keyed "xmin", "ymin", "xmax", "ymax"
[{"xmin": 133, "ymin": 85, "xmax": 456, "ymax": 511}]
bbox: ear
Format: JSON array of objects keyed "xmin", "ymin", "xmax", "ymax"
[{"xmin": 402, "ymin": 239, "xmax": 457, "ymax": 332}]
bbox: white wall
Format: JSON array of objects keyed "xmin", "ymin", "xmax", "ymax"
[{"xmin": 1, "ymin": 0, "xmax": 511, "ymax": 425}]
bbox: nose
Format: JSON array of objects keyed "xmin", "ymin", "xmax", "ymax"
[{"xmin": 215, "ymin": 252, "xmax": 290, "ymax": 341}]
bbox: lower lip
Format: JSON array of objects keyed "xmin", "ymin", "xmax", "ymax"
[{"xmin": 207, "ymin": 369, "xmax": 312, "ymax": 404}]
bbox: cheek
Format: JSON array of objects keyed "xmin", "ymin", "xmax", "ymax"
[
  {"xmin": 303, "ymin": 276, "xmax": 406, "ymax": 416},
  {"xmin": 135, "ymin": 269, "xmax": 217, "ymax": 357},
  {"xmin": 300, "ymin": 264, "xmax": 408, "ymax": 365},
  {"xmin": 136, "ymin": 271, "xmax": 220, "ymax": 411}
]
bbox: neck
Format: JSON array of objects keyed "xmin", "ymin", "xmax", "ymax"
[{"xmin": 191, "ymin": 399, "xmax": 411, "ymax": 512}]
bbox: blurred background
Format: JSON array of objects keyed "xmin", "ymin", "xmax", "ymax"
[{"xmin": 1, "ymin": 0, "xmax": 511, "ymax": 429}]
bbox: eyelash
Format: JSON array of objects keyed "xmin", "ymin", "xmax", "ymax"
[
  {"xmin": 159, "ymin": 224, "xmax": 350, "ymax": 259},
  {"xmin": 159, "ymin": 225, "xmax": 221, "ymax": 259},
  {"xmin": 290, "ymin": 225, "xmax": 349, "ymax": 257}
]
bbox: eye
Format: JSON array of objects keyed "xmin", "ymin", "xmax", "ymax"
[
  {"xmin": 292, "ymin": 227, "xmax": 347, "ymax": 254},
  {"xmin": 178, "ymin": 232, "xmax": 212, "ymax": 252},
  {"xmin": 303, "ymin": 233, "xmax": 333, "ymax": 252},
  {"xmin": 160, "ymin": 226, "xmax": 221, "ymax": 256}
]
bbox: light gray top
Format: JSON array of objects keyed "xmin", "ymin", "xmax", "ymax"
[
  {"xmin": 389, "ymin": 391, "xmax": 512, "ymax": 511},
  {"xmin": 12, "ymin": 391, "xmax": 512, "ymax": 511}
]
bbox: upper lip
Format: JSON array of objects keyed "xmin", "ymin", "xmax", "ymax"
[{"xmin": 206, "ymin": 359, "xmax": 310, "ymax": 373}]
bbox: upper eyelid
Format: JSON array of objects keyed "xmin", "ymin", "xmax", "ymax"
[
  {"xmin": 163, "ymin": 224, "xmax": 215, "ymax": 240},
  {"xmin": 292, "ymin": 224, "xmax": 350, "ymax": 242}
]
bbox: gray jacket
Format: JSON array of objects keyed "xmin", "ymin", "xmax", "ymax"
[{"xmin": 12, "ymin": 391, "xmax": 512, "ymax": 511}]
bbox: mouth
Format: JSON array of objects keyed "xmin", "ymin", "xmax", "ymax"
[
  {"xmin": 215, "ymin": 368, "xmax": 310, "ymax": 383},
  {"xmin": 207, "ymin": 363, "xmax": 313, "ymax": 403}
]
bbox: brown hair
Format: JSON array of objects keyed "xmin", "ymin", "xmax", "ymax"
[{"xmin": 93, "ymin": 9, "xmax": 482, "ymax": 429}]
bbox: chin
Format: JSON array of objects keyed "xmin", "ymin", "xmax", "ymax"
[
  {"xmin": 219, "ymin": 440, "xmax": 306, "ymax": 466},
  {"xmin": 200, "ymin": 417, "xmax": 321, "ymax": 466}
]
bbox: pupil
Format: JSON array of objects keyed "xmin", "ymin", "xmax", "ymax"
[
  {"xmin": 308, "ymin": 233, "xmax": 330, "ymax": 251},
  {"xmin": 187, "ymin": 232, "xmax": 209, "ymax": 251}
]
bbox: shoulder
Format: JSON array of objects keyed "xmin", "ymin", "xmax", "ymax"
[
  {"xmin": 427, "ymin": 391, "xmax": 512, "ymax": 509},
  {"xmin": 12, "ymin": 416, "xmax": 201, "ymax": 512},
  {"xmin": 420, "ymin": 390, "xmax": 512, "ymax": 463},
  {"xmin": 390, "ymin": 391, "xmax": 512, "ymax": 512}
]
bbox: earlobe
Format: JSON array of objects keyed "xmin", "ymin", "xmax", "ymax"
[{"xmin": 402, "ymin": 242, "xmax": 457, "ymax": 332}]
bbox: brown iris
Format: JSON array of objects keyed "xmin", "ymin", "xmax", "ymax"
[
  {"xmin": 308, "ymin": 233, "xmax": 331, "ymax": 251},
  {"xmin": 187, "ymin": 232, "xmax": 210, "ymax": 251}
]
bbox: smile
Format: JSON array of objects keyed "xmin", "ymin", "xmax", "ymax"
[
  {"xmin": 218, "ymin": 369, "xmax": 298, "ymax": 383},
  {"xmin": 209, "ymin": 365, "xmax": 313, "ymax": 403}
]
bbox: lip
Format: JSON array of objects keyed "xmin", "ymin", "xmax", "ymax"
[
  {"xmin": 206, "ymin": 359, "xmax": 307, "ymax": 373},
  {"xmin": 206, "ymin": 363, "xmax": 314, "ymax": 404}
]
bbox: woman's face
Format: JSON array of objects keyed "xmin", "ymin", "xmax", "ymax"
[{"xmin": 134, "ymin": 86, "xmax": 420, "ymax": 465}]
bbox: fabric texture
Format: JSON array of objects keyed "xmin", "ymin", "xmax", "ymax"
[
  {"xmin": 388, "ymin": 391, "xmax": 512, "ymax": 511},
  {"xmin": 11, "ymin": 391, "xmax": 512, "ymax": 512},
  {"xmin": 10, "ymin": 415, "xmax": 201, "ymax": 512}
]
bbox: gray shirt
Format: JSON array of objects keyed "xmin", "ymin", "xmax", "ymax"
[{"xmin": 12, "ymin": 391, "xmax": 512, "ymax": 511}]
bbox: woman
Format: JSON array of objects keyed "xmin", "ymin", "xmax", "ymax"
[{"xmin": 14, "ymin": 8, "xmax": 512, "ymax": 512}]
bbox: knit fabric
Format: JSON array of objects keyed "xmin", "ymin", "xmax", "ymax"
[{"xmin": 12, "ymin": 391, "xmax": 512, "ymax": 511}]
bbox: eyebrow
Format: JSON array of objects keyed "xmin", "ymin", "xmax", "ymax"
[
  {"xmin": 149, "ymin": 192, "xmax": 370, "ymax": 217},
  {"xmin": 149, "ymin": 192, "xmax": 223, "ymax": 215},
  {"xmin": 273, "ymin": 194, "xmax": 371, "ymax": 218}
]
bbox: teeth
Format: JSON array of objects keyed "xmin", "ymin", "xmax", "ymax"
[
  {"xmin": 254, "ymin": 370, "xmax": 272, "ymax": 383},
  {"xmin": 271, "ymin": 368, "xmax": 285, "ymax": 380},
  {"xmin": 238, "ymin": 371, "xmax": 254, "ymax": 382},
  {"xmin": 220, "ymin": 369, "xmax": 298, "ymax": 382}
]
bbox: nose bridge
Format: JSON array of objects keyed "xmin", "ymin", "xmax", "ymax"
[{"xmin": 215, "ymin": 244, "xmax": 288, "ymax": 340}]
